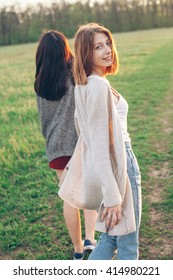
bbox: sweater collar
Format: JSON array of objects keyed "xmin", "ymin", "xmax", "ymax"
[{"xmin": 88, "ymin": 75, "xmax": 110, "ymax": 85}]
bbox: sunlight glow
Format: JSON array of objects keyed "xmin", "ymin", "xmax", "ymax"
[{"xmin": 0, "ymin": 0, "xmax": 58, "ymax": 8}]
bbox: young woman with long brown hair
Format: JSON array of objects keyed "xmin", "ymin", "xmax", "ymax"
[{"xmin": 59, "ymin": 23, "xmax": 142, "ymax": 260}]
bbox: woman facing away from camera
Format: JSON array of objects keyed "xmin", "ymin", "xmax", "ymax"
[
  {"xmin": 34, "ymin": 30, "xmax": 98, "ymax": 260},
  {"xmin": 59, "ymin": 23, "xmax": 142, "ymax": 260}
]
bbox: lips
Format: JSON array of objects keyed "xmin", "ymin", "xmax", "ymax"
[{"xmin": 103, "ymin": 56, "xmax": 112, "ymax": 60}]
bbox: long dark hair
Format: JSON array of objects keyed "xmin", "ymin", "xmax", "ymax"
[{"xmin": 34, "ymin": 30, "xmax": 74, "ymax": 101}]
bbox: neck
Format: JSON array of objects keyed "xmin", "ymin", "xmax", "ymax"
[{"xmin": 91, "ymin": 68, "xmax": 106, "ymax": 77}]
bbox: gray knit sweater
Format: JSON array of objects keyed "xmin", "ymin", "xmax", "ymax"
[{"xmin": 36, "ymin": 79, "xmax": 78, "ymax": 162}]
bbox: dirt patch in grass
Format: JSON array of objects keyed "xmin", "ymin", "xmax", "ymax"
[{"xmin": 143, "ymin": 87, "xmax": 173, "ymax": 259}]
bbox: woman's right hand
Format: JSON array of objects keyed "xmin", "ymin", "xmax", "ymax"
[{"xmin": 101, "ymin": 204, "xmax": 122, "ymax": 230}]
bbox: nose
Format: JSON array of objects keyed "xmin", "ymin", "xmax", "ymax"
[{"xmin": 105, "ymin": 44, "xmax": 111, "ymax": 53}]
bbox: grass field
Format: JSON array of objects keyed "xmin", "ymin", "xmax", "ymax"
[{"xmin": 0, "ymin": 27, "xmax": 173, "ymax": 260}]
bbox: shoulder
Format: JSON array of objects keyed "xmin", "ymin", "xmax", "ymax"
[
  {"xmin": 87, "ymin": 76, "xmax": 110, "ymax": 91},
  {"xmin": 86, "ymin": 76, "xmax": 111, "ymax": 103},
  {"xmin": 36, "ymin": 94, "xmax": 45, "ymax": 108},
  {"xmin": 66, "ymin": 77, "xmax": 75, "ymax": 88},
  {"xmin": 74, "ymin": 76, "xmax": 111, "ymax": 105}
]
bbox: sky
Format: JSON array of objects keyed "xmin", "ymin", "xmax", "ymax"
[
  {"xmin": 0, "ymin": 0, "xmax": 57, "ymax": 7},
  {"xmin": 0, "ymin": 0, "xmax": 84, "ymax": 8},
  {"xmin": 0, "ymin": 0, "xmax": 104, "ymax": 11}
]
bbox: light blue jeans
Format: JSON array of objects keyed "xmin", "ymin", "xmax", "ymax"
[{"xmin": 89, "ymin": 142, "xmax": 142, "ymax": 260}]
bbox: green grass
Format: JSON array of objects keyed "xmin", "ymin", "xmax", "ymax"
[{"xmin": 0, "ymin": 27, "xmax": 173, "ymax": 260}]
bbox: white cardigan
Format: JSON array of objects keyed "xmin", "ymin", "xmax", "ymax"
[{"xmin": 59, "ymin": 75, "xmax": 136, "ymax": 235}]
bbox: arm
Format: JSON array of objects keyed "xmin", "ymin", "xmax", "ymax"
[{"xmin": 87, "ymin": 80, "xmax": 122, "ymax": 209}]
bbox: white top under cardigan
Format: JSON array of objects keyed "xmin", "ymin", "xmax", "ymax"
[
  {"xmin": 116, "ymin": 94, "xmax": 131, "ymax": 143},
  {"xmin": 58, "ymin": 75, "xmax": 136, "ymax": 235}
]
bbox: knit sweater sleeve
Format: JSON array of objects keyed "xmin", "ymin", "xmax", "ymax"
[{"xmin": 87, "ymin": 80, "xmax": 122, "ymax": 207}]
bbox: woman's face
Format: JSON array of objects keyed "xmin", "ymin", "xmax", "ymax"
[{"xmin": 91, "ymin": 32, "xmax": 112, "ymax": 76}]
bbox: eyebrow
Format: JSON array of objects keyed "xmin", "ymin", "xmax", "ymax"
[{"xmin": 94, "ymin": 38, "xmax": 110, "ymax": 46}]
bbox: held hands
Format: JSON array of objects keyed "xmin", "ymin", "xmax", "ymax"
[{"xmin": 101, "ymin": 204, "xmax": 122, "ymax": 231}]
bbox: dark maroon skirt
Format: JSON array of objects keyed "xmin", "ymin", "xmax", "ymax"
[{"xmin": 49, "ymin": 156, "xmax": 71, "ymax": 170}]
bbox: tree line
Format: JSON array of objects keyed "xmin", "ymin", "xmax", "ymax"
[{"xmin": 0, "ymin": 0, "xmax": 173, "ymax": 46}]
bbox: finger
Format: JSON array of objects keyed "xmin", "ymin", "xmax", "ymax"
[
  {"xmin": 106, "ymin": 211, "xmax": 113, "ymax": 228},
  {"xmin": 116, "ymin": 211, "xmax": 122, "ymax": 224},
  {"xmin": 110, "ymin": 213, "xmax": 117, "ymax": 229},
  {"xmin": 110, "ymin": 210, "xmax": 122, "ymax": 228},
  {"xmin": 111, "ymin": 212, "xmax": 121, "ymax": 227},
  {"xmin": 101, "ymin": 208, "xmax": 108, "ymax": 222}
]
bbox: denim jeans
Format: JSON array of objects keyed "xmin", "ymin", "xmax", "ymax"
[{"xmin": 89, "ymin": 142, "xmax": 142, "ymax": 260}]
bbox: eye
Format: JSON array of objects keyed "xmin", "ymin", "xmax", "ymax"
[
  {"xmin": 106, "ymin": 40, "xmax": 111, "ymax": 47},
  {"xmin": 95, "ymin": 44, "xmax": 102, "ymax": 50}
]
